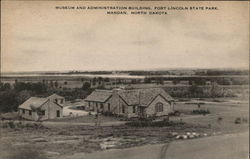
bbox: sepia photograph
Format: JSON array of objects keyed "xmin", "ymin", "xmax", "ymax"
[{"xmin": 0, "ymin": 1, "xmax": 249, "ymax": 159}]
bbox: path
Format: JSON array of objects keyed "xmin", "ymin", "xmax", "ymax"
[{"xmin": 58, "ymin": 131, "xmax": 249, "ymax": 159}]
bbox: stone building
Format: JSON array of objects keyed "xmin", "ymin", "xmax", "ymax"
[
  {"xmin": 18, "ymin": 94, "xmax": 64, "ymax": 121},
  {"xmin": 84, "ymin": 88, "xmax": 174, "ymax": 118}
]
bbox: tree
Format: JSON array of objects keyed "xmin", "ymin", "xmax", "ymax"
[
  {"xmin": 210, "ymin": 82, "xmax": 222, "ymax": 98},
  {"xmin": 104, "ymin": 78, "xmax": 110, "ymax": 82},
  {"xmin": 0, "ymin": 90, "xmax": 19, "ymax": 112},
  {"xmin": 82, "ymin": 82, "xmax": 91, "ymax": 91},
  {"xmin": 189, "ymin": 84, "xmax": 203, "ymax": 98},
  {"xmin": 0, "ymin": 83, "xmax": 11, "ymax": 91},
  {"xmin": 54, "ymin": 81, "xmax": 59, "ymax": 88},
  {"xmin": 92, "ymin": 77, "xmax": 97, "ymax": 86},
  {"xmin": 144, "ymin": 77, "xmax": 152, "ymax": 83},
  {"xmin": 17, "ymin": 90, "xmax": 32, "ymax": 104},
  {"xmin": 172, "ymin": 79, "xmax": 180, "ymax": 85},
  {"xmin": 97, "ymin": 77, "xmax": 103, "ymax": 85},
  {"xmin": 49, "ymin": 81, "xmax": 54, "ymax": 88}
]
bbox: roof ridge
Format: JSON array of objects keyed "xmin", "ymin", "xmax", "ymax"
[{"xmin": 95, "ymin": 89, "xmax": 112, "ymax": 92}]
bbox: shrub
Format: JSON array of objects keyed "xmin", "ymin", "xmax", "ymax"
[
  {"xmin": 169, "ymin": 111, "xmax": 181, "ymax": 116},
  {"xmin": 192, "ymin": 109, "xmax": 210, "ymax": 115},
  {"xmin": 234, "ymin": 117, "xmax": 241, "ymax": 124},
  {"xmin": 8, "ymin": 121, "xmax": 15, "ymax": 128},
  {"xmin": 8, "ymin": 146, "xmax": 48, "ymax": 159},
  {"xmin": 217, "ymin": 117, "xmax": 223, "ymax": 124},
  {"xmin": 125, "ymin": 120, "xmax": 184, "ymax": 127}
]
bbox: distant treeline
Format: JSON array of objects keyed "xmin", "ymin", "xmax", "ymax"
[
  {"xmin": 144, "ymin": 76, "xmax": 249, "ymax": 85},
  {"xmin": 129, "ymin": 71, "xmax": 171, "ymax": 76},
  {"xmin": 43, "ymin": 71, "xmax": 113, "ymax": 75},
  {"xmin": 0, "ymin": 81, "xmax": 93, "ymax": 113},
  {"xmin": 195, "ymin": 70, "xmax": 249, "ymax": 76},
  {"xmin": 129, "ymin": 69, "xmax": 249, "ymax": 76},
  {"xmin": 164, "ymin": 84, "xmax": 249, "ymax": 98}
]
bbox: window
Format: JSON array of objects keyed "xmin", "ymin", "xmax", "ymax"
[
  {"xmin": 57, "ymin": 110, "xmax": 60, "ymax": 117},
  {"xmin": 122, "ymin": 105, "xmax": 125, "ymax": 113},
  {"xmin": 100, "ymin": 103, "xmax": 104, "ymax": 109},
  {"xmin": 55, "ymin": 99, "xmax": 58, "ymax": 104},
  {"xmin": 133, "ymin": 106, "xmax": 136, "ymax": 113},
  {"xmin": 29, "ymin": 110, "xmax": 32, "ymax": 116},
  {"xmin": 41, "ymin": 110, "xmax": 45, "ymax": 116},
  {"xmin": 22, "ymin": 109, "xmax": 25, "ymax": 114},
  {"xmin": 108, "ymin": 103, "xmax": 111, "ymax": 112},
  {"xmin": 60, "ymin": 99, "xmax": 64, "ymax": 104},
  {"xmin": 155, "ymin": 103, "xmax": 163, "ymax": 112}
]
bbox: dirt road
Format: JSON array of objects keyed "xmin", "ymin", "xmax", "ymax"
[{"xmin": 59, "ymin": 131, "xmax": 249, "ymax": 159}]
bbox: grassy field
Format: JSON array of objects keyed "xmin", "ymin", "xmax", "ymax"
[
  {"xmin": 49, "ymin": 114, "xmax": 123, "ymax": 123},
  {"xmin": 0, "ymin": 100, "xmax": 248, "ymax": 159}
]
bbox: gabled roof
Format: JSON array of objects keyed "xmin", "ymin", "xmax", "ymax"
[
  {"xmin": 118, "ymin": 88, "xmax": 174, "ymax": 106},
  {"xmin": 48, "ymin": 93, "xmax": 64, "ymax": 99},
  {"xmin": 84, "ymin": 89, "xmax": 112, "ymax": 103},
  {"xmin": 18, "ymin": 93, "xmax": 64, "ymax": 110},
  {"xmin": 84, "ymin": 88, "xmax": 173, "ymax": 106},
  {"xmin": 18, "ymin": 97, "xmax": 48, "ymax": 110}
]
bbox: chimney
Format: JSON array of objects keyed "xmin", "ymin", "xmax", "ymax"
[{"xmin": 112, "ymin": 88, "xmax": 120, "ymax": 114}]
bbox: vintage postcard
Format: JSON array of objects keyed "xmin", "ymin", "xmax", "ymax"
[{"xmin": 0, "ymin": 1, "xmax": 249, "ymax": 159}]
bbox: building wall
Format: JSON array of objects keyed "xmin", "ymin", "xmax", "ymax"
[
  {"xmin": 85, "ymin": 91, "xmax": 174, "ymax": 118},
  {"xmin": 19, "ymin": 101, "xmax": 63, "ymax": 121},
  {"xmin": 49, "ymin": 97, "xmax": 65, "ymax": 106},
  {"xmin": 40, "ymin": 101, "xmax": 63, "ymax": 120},
  {"xmin": 127, "ymin": 105, "xmax": 138, "ymax": 118},
  {"xmin": 19, "ymin": 109, "xmax": 39, "ymax": 121},
  {"xmin": 145, "ymin": 95, "xmax": 174, "ymax": 117}
]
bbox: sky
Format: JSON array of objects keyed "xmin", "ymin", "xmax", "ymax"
[{"xmin": 1, "ymin": 1, "xmax": 249, "ymax": 72}]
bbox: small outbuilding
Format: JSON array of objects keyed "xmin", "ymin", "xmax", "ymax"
[{"xmin": 18, "ymin": 94, "xmax": 64, "ymax": 121}]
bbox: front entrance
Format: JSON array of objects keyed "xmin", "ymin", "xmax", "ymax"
[
  {"xmin": 138, "ymin": 107, "xmax": 146, "ymax": 118},
  {"xmin": 56, "ymin": 110, "xmax": 60, "ymax": 117}
]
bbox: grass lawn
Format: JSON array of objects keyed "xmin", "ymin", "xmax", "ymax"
[
  {"xmin": 0, "ymin": 99, "xmax": 248, "ymax": 159},
  {"xmin": 48, "ymin": 114, "xmax": 123, "ymax": 123}
]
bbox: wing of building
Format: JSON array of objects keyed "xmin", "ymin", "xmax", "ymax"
[
  {"xmin": 18, "ymin": 93, "xmax": 65, "ymax": 121},
  {"xmin": 85, "ymin": 88, "xmax": 174, "ymax": 118}
]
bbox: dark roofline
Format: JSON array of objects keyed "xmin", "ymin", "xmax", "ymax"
[
  {"xmin": 142, "ymin": 94, "xmax": 173, "ymax": 108},
  {"xmin": 85, "ymin": 94, "xmax": 112, "ymax": 103},
  {"xmin": 118, "ymin": 95, "xmax": 132, "ymax": 106},
  {"xmin": 118, "ymin": 90, "xmax": 173, "ymax": 107},
  {"xmin": 19, "ymin": 98, "xmax": 50, "ymax": 110}
]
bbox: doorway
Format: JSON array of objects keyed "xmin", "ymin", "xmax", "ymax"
[{"xmin": 56, "ymin": 110, "xmax": 60, "ymax": 117}]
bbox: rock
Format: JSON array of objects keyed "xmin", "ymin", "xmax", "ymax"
[
  {"xmin": 186, "ymin": 132, "xmax": 191, "ymax": 135},
  {"xmin": 171, "ymin": 132, "xmax": 178, "ymax": 136},
  {"xmin": 46, "ymin": 151, "xmax": 60, "ymax": 157},
  {"xmin": 203, "ymin": 133, "xmax": 207, "ymax": 137},
  {"xmin": 182, "ymin": 135, "xmax": 187, "ymax": 139},
  {"xmin": 188, "ymin": 135, "xmax": 194, "ymax": 139},
  {"xmin": 32, "ymin": 138, "xmax": 47, "ymax": 142},
  {"xmin": 192, "ymin": 132, "xmax": 197, "ymax": 136}
]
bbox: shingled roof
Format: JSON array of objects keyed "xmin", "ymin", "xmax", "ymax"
[
  {"xmin": 18, "ymin": 97, "xmax": 48, "ymax": 110},
  {"xmin": 84, "ymin": 88, "xmax": 173, "ymax": 106},
  {"xmin": 48, "ymin": 93, "xmax": 64, "ymax": 99},
  {"xmin": 18, "ymin": 94, "xmax": 64, "ymax": 110},
  {"xmin": 84, "ymin": 89, "xmax": 112, "ymax": 103},
  {"xmin": 118, "ymin": 88, "xmax": 174, "ymax": 106}
]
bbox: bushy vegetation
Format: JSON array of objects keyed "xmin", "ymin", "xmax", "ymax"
[
  {"xmin": 8, "ymin": 146, "xmax": 48, "ymax": 159},
  {"xmin": 125, "ymin": 120, "xmax": 185, "ymax": 127},
  {"xmin": 163, "ymin": 83, "xmax": 247, "ymax": 98},
  {"xmin": 0, "ymin": 81, "xmax": 93, "ymax": 113},
  {"xmin": 192, "ymin": 109, "xmax": 210, "ymax": 115}
]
